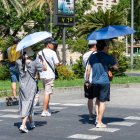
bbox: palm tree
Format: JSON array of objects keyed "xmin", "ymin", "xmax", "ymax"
[
  {"xmin": 1, "ymin": 0, "xmax": 23, "ymax": 16},
  {"xmin": 28, "ymin": 0, "xmax": 53, "ymax": 32},
  {"xmin": 75, "ymin": 8, "xmax": 124, "ymax": 37}
]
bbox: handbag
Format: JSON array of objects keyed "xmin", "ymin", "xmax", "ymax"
[
  {"xmin": 84, "ymin": 83, "xmax": 99, "ymax": 98},
  {"xmin": 42, "ymin": 50, "xmax": 59, "ymax": 79}
]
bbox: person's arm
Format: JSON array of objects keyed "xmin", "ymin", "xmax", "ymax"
[
  {"xmin": 52, "ymin": 51, "xmax": 61, "ymax": 66},
  {"xmin": 112, "ymin": 63, "xmax": 118, "ymax": 70},
  {"xmin": 36, "ymin": 52, "xmax": 47, "ymax": 71},
  {"xmin": 108, "ymin": 56, "xmax": 118, "ymax": 70},
  {"xmin": 85, "ymin": 64, "xmax": 92, "ymax": 88}
]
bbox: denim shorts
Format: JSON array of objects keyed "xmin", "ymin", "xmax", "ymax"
[
  {"xmin": 94, "ymin": 83, "xmax": 110, "ymax": 102},
  {"xmin": 9, "ymin": 65, "xmax": 19, "ymax": 82}
]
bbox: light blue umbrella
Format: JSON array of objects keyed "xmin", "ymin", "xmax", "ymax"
[
  {"xmin": 16, "ymin": 31, "xmax": 52, "ymax": 51},
  {"xmin": 87, "ymin": 25, "xmax": 136, "ymax": 40}
]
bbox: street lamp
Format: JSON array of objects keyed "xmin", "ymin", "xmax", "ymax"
[{"xmin": 130, "ymin": 0, "xmax": 134, "ymax": 70}]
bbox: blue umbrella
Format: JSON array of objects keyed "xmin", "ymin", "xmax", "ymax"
[
  {"xmin": 16, "ymin": 31, "xmax": 52, "ymax": 51},
  {"xmin": 87, "ymin": 25, "xmax": 136, "ymax": 40}
]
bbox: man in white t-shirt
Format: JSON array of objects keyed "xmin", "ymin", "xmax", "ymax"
[
  {"xmin": 37, "ymin": 38, "xmax": 60, "ymax": 117},
  {"xmin": 83, "ymin": 40, "xmax": 99, "ymax": 121}
]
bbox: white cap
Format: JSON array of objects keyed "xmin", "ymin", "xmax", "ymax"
[
  {"xmin": 88, "ymin": 40, "xmax": 97, "ymax": 45},
  {"xmin": 23, "ymin": 47, "xmax": 34, "ymax": 57}
]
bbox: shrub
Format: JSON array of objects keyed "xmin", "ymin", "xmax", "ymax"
[
  {"xmin": 0, "ymin": 65, "xmax": 10, "ymax": 80},
  {"xmin": 57, "ymin": 65, "xmax": 76, "ymax": 80},
  {"xmin": 72, "ymin": 56, "xmax": 84, "ymax": 78},
  {"xmin": 111, "ymin": 55, "xmax": 129, "ymax": 76},
  {"xmin": 127, "ymin": 56, "xmax": 140, "ymax": 70}
]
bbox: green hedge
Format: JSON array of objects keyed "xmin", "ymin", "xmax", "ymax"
[{"xmin": 0, "ymin": 64, "xmax": 10, "ymax": 80}]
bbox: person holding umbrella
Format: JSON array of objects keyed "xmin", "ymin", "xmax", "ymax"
[
  {"xmin": 16, "ymin": 47, "xmax": 47, "ymax": 133},
  {"xmin": 85, "ymin": 40, "xmax": 118, "ymax": 128}
]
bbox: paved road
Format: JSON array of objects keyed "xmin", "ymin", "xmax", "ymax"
[{"xmin": 0, "ymin": 85, "xmax": 140, "ymax": 140}]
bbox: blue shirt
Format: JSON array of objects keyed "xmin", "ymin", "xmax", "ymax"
[{"xmin": 89, "ymin": 52, "xmax": 116, "ymax": 84}]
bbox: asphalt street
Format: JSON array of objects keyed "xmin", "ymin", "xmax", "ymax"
[{"xmin": 0, "ymin": 85, "xmax": 140, "ymax": 140}]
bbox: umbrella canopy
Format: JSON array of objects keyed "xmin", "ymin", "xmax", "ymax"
[
  {"xmin": 16, "ymin": 31, "xmax": 52, "ymax": 51},
  {"xmin": 87, "ymin": 25, "xmax": 136, "ymax": 40}
]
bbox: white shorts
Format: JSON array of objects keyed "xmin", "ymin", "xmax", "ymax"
[{"xmin": 41, "ymin": 78, "xmax": 54, "ymax": 95}]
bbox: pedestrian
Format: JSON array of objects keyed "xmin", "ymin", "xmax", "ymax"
[
  {"xmin": 85, "ymin": 40, "xmax": 118, "ymax": 128},
  {"xmin": 37, "ymin": 38, "xmax": 60, "ymax": 117},
  {"xmin": 83, "ymin": 40, "xmax": 99, "ymax": 121},
  {"xmin": 7, "ymin": 38, "xmax": 20, "ymax": 100},
  {"xmin": 16, "ymin": 47, "xmax": 47, "ymax": 133},
  {"xmin": 70, "ymin": 56, "xmax": 73, "ymax": 66}
]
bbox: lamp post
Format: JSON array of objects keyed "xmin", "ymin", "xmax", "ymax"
[{"xmin": 130, "ymin": 0, "xmax": 134, "ymax": 70}]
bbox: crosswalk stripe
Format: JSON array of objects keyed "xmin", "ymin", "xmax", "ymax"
[
  {"xmin": 108, "ymin": 122, "xmax": 136, "ymax": 126},
  {"xmin": 34, "ymin": 106, "xmax": 67, "ymax": 110},
  {"xmin": 0, "ymin": 114, "xmax": 19, "ymax": 118},
  {"xmin": 67, "ymin": 134, "xmax": 101, "ymax": 139},
  {"xmin": 49, "ymin": 103, "xmax": 61, "ymax": 105},
  {"xmin": 51, "ymin": 106, "xmax": 67, "ymax": 110},
  {"xmin": 0, "ymin": 109, "xmax": 18, "ymax": 113},
  {"xmin": 62, "ymin": 103, "xmax": 84, "ymax": 107},
  {"xmin": 89, "ymin": 127, "xmax": 120, "ymax": 132},
  {"xmin": 125, "ymin": 116, "xmax": 140, "ymax": 120}
]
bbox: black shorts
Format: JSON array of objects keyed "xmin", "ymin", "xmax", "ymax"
[{"xmin": 84, "ymin": 83, "xmax": 110, "ymax": 101}]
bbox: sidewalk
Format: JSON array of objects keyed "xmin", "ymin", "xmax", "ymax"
[{"xmin": 0, "ymin": 83, "xmax": 140, "ymax": 108}]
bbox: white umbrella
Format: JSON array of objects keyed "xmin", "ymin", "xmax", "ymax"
[{"xmin": 16, "ymin": 31, "xmax": 52, "ymax": 51}]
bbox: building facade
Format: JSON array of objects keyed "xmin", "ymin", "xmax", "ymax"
[{"xmin": 92, "ymin": 0, "xmax": 119, "ymax": 11}]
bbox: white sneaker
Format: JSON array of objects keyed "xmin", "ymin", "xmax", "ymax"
[
  {"xmin": 41, "ymin": 111, "xmax": 51, "ymax": 117},
  {"xmin": 29, "ymin": 122, "xmax": 35, "ymax": 129},
  {"xmin": 19, "ymin": 125, "xmax": 28, "ymax": 133},
  {"xmin": 46, "ymin": 111, "xmax": 51, "ymax": 116},
  {"xmin": 47, "ymin": 107, "xmax": 51, "ymax": 114}
]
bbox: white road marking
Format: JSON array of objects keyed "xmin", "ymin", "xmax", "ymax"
[
  {"xmin": 89, "ymin": 127, "xmax": 120, "ymax": 132},
  {"xmin": 62, "ymin": 103, "xmax": 84, "ymax": 107},
  {"xmin": 49, "ymin": 103, "xmax": 61, "ymax": 105},
  {"xmin": 0, "ymin": 114, "xmax": 19, "ymax": 118},
  {"xmin": 67, "ymin": 134, "xmax": 101, "ymax": 139},
  {"xmin": 108, "ymin": 122, "xmax": 136, "ymax": 126},
  {"xmin": 0, "ymin": 109, "xmax": 18, "ymax": 113},
  {"xmin": 51, "ymin": 106, "xmax": 67, "ymax": 110},
  {"xmin": 125, "ymin": 116, "xmax": 140, "ymax": 120}
]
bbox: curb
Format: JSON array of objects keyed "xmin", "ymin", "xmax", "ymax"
[{"xmin": 0, "ymin": 83, "xmax": 140, "ymax": 107}]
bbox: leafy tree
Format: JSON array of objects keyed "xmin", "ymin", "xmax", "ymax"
[
  {"xmin": 0, "ymin": 0, "xmax": 23, "ymax": 16},
  {"xmin": 75, "ymin": 8, "xmax": 124, "ymax": 37}
]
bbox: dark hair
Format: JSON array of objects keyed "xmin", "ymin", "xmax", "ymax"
[
  {"xmin": 22, "ymin": 52, "xmax": 26, "ymax": 72},
  {"xmin": 13, "ymin": 37, "xmax": 20, "ymax": 44},
  {"xmin": 96, "ymin": 40, "xmax": 107, "ymax": 51},
  {"xmin": 88, "ymin": 44, "xmax": 95, "ymax": 49}
]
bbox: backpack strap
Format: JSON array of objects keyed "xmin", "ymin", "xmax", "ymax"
[{"xmin": 85, "ymin": 51, "xmax": 95, "ymax": 68}]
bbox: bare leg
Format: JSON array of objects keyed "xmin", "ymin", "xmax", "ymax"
[
  {"xmin": 95, "ymin": 98, "xmax": 99, "ymax": 119},
  {"xmin": 43, "ymin": 94, "xmax": 50, "ymax": 112},
  {"xmin": 11, "ymin": 82, "xmax": 17, "ymax": 98},
  {"xmin": 88, "ymin": 99, "xmax": 93, "ymax": 115},
  {"xmin": 98, "ymin": 101, "xmax": 106, "ymax": 124},
  {"xmin": 28, "ymin": 115, "xmax": 33, "ymax": 123},
  {"xmin": 21, "ymin": 116, "xmax": 28, "ymax": 128}
]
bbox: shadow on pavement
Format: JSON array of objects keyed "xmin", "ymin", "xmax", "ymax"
[
  {"xmin": 79, "ymin": 114, "xmax": 125, "ymax": 125},
  {"xmin": 14, "ymin": 121, "xmax": 47, "ymax": 129},
  {"xmin": 34, "ymin": 110, "xmax": 60, "ymax": 115}
]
